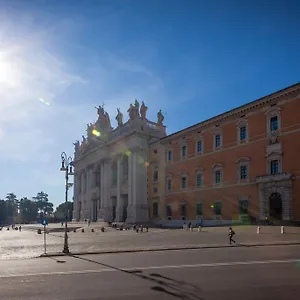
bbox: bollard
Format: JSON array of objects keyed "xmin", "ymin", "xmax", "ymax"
[
  {"xmin": 81, "ymin": 228, "xmax": 84, "ymax": 233},
  {"xmin": 257, "ymin": 226, "xmax": 260, "ymax": 234},
  {"xmin": 183, "ymin": 224, "xmax": 185, "ymax": 230},
  {"xmin": 198, "ymin": 226, "xmax": 202, "ymax": 232},
  {"xmin": 281, "ymin": 226, "xmax": 284, "ymax": 234},
  {"xmin": 91, "ymin": 228, "xmax": 94, "ymax": 232}
]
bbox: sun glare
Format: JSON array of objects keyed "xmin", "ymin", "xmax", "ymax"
[{"xmin": 0, "ymin": 51, "xmax": 20, "ymax": 88}]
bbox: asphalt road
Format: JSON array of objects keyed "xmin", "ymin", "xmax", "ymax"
[{"xmin": 0, "ymin": 245, "xmax": 300, "ymax": 299}]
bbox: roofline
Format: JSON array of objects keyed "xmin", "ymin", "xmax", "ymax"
[{"xmin": 160, "ymin": 82, "xmax": 300, "ymax": 143}]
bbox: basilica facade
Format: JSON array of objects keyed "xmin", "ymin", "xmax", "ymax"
[{"xmin": 72, "ymin": 100, "xmax": 166, "ymax": 223}]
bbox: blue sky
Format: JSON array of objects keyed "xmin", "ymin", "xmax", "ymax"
[{"xmin": 0, "ymin": 0, "xmax": 299, "ymax": 207}]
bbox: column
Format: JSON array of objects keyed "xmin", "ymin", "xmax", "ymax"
[
  {"xmin": 134, "ymin": 148, "xmax": 148, "ymax": 223},
  {"xmin": 116, "ymin": 155, "xmax": 123, "ymax": 221},
  {"xmin": 80, "ymin": 171, "xmax": 86, "ymax": 219},
  {"xmin": 103, "ymin": 160, "xmax": 112, "ymax": 222},
  {"xmin": 132, "ymin": 151, "xmax": 137, "ymax": 207},
  {"xmin": 72, "ymin": 172, "xmax": 78, "ymax": 221},
  {"xmin": 127, "ymin": 153, "xmax": 133, "ymax": 222},
  {"xmin": 81, "ymin": 171, "xmax": 85, "ymax": 195},
  {"xmin": 98, "ymin": 163, "xmax": 105, "ymax": 221},
  {"xmin": 100, "ymin": 163, "xmax": 105, "ymax": 206},
  {"xmin": 78, "ymin": 174, "xmax": 82, "ymax": 221},
  {"xmin": 87, "ymin": 167, "xmax": 93, "ymax": 221}
]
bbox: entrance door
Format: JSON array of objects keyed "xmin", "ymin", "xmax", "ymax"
[
  {"xmin": 112, "ymin": 206, "xmax": 116, "ymax": 221},
  {"xmin": 122, "ymin": 206, "xmax": 127, "ymax": 222},
  {"xmin": 269, "ymin": 193, "xmax": 282, "ymax": 220},
  {"xmin": 93, "ymin": 199, "xmax": 98, "ymax": 221},
  {"xmin": 78, "ymin": 202, "xmax": 81, "ymax": 221}
]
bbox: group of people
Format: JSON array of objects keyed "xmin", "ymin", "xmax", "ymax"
[{"xmin": 0, "ymin": 224, "xmax": 22, "ymax": 231}]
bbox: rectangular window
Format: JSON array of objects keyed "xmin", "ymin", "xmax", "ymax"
[
  {"xmin": 270, "ymin": 116, "xmax": 278, "ymax": 131},
  {"xmin": 181, "ymin": 176, "xmax": 187, "ymax": 189},
  {"xmin": 153, "ymin": 170, "xmax": 158, "ymax": 182},
  {"xmin": 215, "ymin": 170, "xmax": 221, "ymax": 184},
  {"xmin": 152, "ymin": 202, "xmax": 159, "ymax": 217},
  {"xmin": 196, "ymin": 203, "xmax": 202, "ymax": 216},
  {"xmin": 240, "ymin": 126, "xmax": 247, "ymax": 140},
  {"xmin": 240, "ymin": 165, "xmax": 248, "ymax": 180},
  {"xmin": 215, "ymin": 134, "xmax": 221, "ymax": 148},
  {"xmin": 181, "ymin": 145, "xmax": 187, "ymax": 158},
  {"xmin": 197, "ymin": 141, "xmax": 203, "ymax": 153},
  {"xmin": 167, "ymin": 179, "xmax": 172, "ymax": 191},
  {"xmin": 166, "ymin": 205, "xmax": 172, "ymax": 217},
  {"xmin": 168, "ymin": 150, "xmax": 172, "ymax": 161},
  {"xmin": 153, "ymin": 187, "xmax": 158, "ymax": 193},
  {"xmin": 180, "ymin": 204, "xmax": 186, "ymax": 217},
  {"xmin": 196, "ymin": 174, "xmax": 202, "ymax": 187},
  {"xmin": 214, "ymin": 201, "xmax": 222, "ymax": 215},
  {"xmin": 239, "ymin": 200, "xmax": 248, "ymax": 215},
  {"xmin": 270, "ymin": 160, "xmax": 279, "ymax": 174}
]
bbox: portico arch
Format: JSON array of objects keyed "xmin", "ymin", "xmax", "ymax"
[
  {"xmin": 257, "ymin": 176, "xmax": 293, "ymax": 221},
  {"xmin": 269, "ymin": 192, "xmax": 282, "ymax": 220}
]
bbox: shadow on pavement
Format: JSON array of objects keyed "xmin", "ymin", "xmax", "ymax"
[{"xmin": 71, "ymin": 255, "xmax": 204, "ymax": 300}]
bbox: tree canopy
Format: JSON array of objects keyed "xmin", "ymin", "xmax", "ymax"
[{"xmin": 0, "ymin": 191, "xmax": 69, "ymax": 225}]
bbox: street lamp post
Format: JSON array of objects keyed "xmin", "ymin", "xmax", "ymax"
[{"xmin": 60, "ymin": 152, "xmax": 74, "ymax": 254}]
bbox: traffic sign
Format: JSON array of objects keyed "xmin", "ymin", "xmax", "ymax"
[{"xmin": 41, "ymin": 219, "xmax": 48, "ymax": 226}]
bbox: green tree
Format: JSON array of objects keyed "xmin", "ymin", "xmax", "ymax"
[
  {"xmin": 5, "ymin": 193, "xmax": 19, "ymax": 224},
  {"xmin": 0, "ymin": 199, "xmax": 8, "ymax": 225},
  {"xmin": 19, "ymin": 198, "xmax": 38, "ymax": 223},
  {"xmin": 54, "ymin": 201, "xmax": 73, "ymax": 221},
  {"xmin": 33, "ymin": 191, "xmax": 54, "ymax": 219}
]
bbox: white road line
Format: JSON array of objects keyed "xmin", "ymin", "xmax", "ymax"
[{"xmin": 0, "ymin": 259, "xmax": 298, "ymax": 279}]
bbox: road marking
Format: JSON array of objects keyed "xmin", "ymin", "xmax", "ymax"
[{"xmin": 0, "ymin": 258, "xmax": 298, "ymax": 279}]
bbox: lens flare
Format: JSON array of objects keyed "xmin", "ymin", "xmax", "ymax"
[
  {"xmin": 125, "ymin": 150, "xmax": 132, "ymax": 156},
  {"xmin": 92, "ymin": 129, "xmax": 101, "ymax": 137},
  {"xmin": 39, "ymin": 98, "xmax": 50, "ymax": 106}
]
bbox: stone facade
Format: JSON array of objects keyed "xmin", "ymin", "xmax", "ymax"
[
  {"xmin": 147, "ymin": 143, "xmax": 166, "ymax": 220},
  {"xmin": 148, "ymin": 83, "xmax": 300, "ymax": 225},
  {"xmin": 72, "ymin": 101, "xmax": 166, "ymax": 223}
]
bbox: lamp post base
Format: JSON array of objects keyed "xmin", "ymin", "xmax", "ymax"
[
  {"xmin": 63, "ymin": 232, "xmax": 69, "ymax": 254},
  {"xmin": 62, "ymin": 246, "xmax": 70, "ymax": 254}
]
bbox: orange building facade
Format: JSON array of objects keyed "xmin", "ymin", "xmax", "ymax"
[{"xmin": 148, "ymin": 83, "xmax": 300, "ymax": 226}]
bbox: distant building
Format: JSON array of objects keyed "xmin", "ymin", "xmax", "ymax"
[
  {"xmin": 72, "ymin": 101, "xmax": 166, "ymax": 223},
  {"xmin": 152, "ymin": 83, "xmax": 300, "ymax": 226}
]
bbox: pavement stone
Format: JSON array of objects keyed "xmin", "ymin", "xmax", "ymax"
[{"xmin": 1, "ymin": 224, "xmax": 299, "ymax": 260}]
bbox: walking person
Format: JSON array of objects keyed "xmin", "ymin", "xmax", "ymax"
[{"xmin": 228, "ymin": 227, "xmax": 236, "ymax": 245}]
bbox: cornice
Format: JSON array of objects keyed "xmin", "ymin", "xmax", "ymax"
[{"xmin": 160, "ymin": 83, "xmax": 300, "ymax": 144}]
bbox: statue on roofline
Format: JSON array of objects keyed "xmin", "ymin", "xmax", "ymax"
[
  {"xmin": 157, "ymin": 109, "xmax": 164, "ymax": 125},
  {"xmin": 116, "ymin": 108, "xmax": 123, "ymax": 127},
  {"xmin": 128, "ymin": 103, "xmax": 135, "ymax": 120},
  {"xmin": 140, "ymin": 101, "xmax": 148, "ymax": 119},
  {"xmin": 134, "ymin": 99, "xmax": 140, "ymax": 117}
]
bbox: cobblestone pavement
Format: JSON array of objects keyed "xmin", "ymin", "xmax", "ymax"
[{"xmin": 1, "ymin": 224, "xmax": 299, "ymax": 260}]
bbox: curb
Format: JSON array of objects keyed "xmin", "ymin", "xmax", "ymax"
[{"xmin": 39, "ymin": 241, "xmax": 300, "ymax": 258}]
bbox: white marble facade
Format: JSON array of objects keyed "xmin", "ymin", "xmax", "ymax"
[{"xmin": 72, "ymin": 101, "xmax": 166, "ymax": 223}]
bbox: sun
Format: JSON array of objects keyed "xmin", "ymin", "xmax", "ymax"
[{"xmin": 0, "ymin": 51, "xmax": 20, "ymax": 88}]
